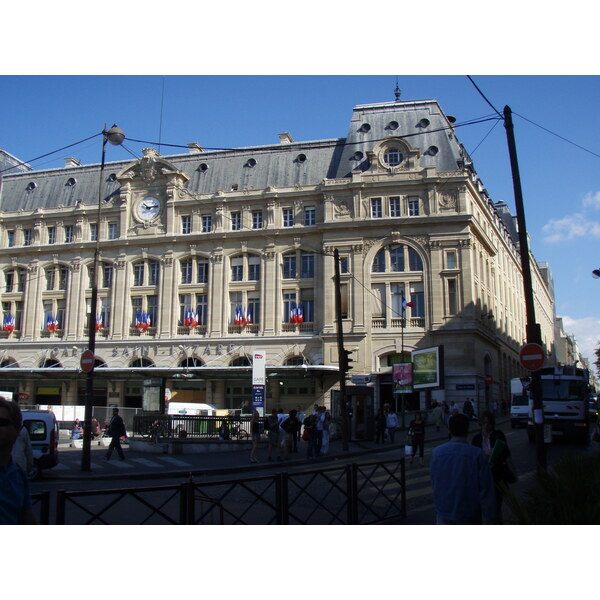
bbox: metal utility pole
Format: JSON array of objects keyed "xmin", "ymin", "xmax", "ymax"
[
  {"xmin": 334, "ymin": 249, "xmax": 349, "ymax": 451},
  {"xmin": 504, "ymin": 105, "xmax": 546, "ymax": 474}
]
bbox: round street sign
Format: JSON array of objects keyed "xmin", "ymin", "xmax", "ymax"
[
  {"xmin": 520, "ymin": 343, "xmax": 545, "ymax": 371},
  {"xmin": 80, "ymin": 349, "xmax": 95, "ymax": 373}
]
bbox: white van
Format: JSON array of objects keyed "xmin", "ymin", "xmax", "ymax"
[
  {"xmin": 510, "ymin": 378, "xmax": 529, "ymax": 428},
  {"xmin": 21, "ymin": 410, "xmax": 59, "ymax": 477},
  {"xmin": 167, "ymin": 402, "xmax": 217, "ymax": 416}
]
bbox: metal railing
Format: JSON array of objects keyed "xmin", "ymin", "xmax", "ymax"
[
  {"xmin": 39, "ymin": 458, "xmax": 406, "ymax": 525},
  {"xmin": 132, "ymin": 414, "xmax": 259, "ymax": 440}
]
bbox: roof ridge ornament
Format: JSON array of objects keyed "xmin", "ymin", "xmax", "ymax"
[{"xmin": 394, "ymin": 79, "xmax": 401, "ymax": 102}]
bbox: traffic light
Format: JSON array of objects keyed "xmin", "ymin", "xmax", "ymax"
[{"xmin": 341, "ymin": 348, "xmax": 354, "ymax": 374}]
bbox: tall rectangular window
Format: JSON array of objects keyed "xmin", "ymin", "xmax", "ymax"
[
  {"xmin": 411, "ymin": 283, "xmax": 425, "ymax": 318},
  {"xmin": 23, "ymin": 229, "xmax": 32, "ymax": 246},
  {"xmin": 371, "ymin": 198, "xmax": 383, "ymax": 218},
  {"xmin": 340, "ymin": 257, "xmax": 349, "ymax": 273},
  {"xmin": 300, "ymin": 289, "xmax": 314, "ymax": 322},
  {"xmin": 133, "ymin": 264, "xmax": 145, "ymax": 287},
  {"xmin": 371, "ymin": 284, "xmax": 385, "ymax": 318},
  {"xmin": 248, "ymin": 256, "xmax": 261, "ymax": 281},
  {"xmin": 247, "ymin": 295, "xmax": 260, "ymax": 324},
  {"xmin": 5, "ymin": 271, "xmax": 14, "ymax": 293},
  {"xmin": 58, "ymin": 266, "xmax": 68, "ymax": 290},
  {"xmin": 446, "ymin": 251, "xmax": 457, "ymax": 269},
  {"xmin": 108, "ymin": 222, "xmax": 118, "ymax": 240},
  {"xmin": 147, "ymin": 295, "xmax": 158, "ymax": 328},
  {"xmin": 252, "ymin": 210, "xmax": 263, "ymax": 229},
  {"xmin": 100, "ymin": 297, "xmax": 111, "ymax": 330},
  {"xmin": 197, "ymin": 259, "xmax": 209, "ymax": 284},
  {"xmin": 283, "ymin": 255, "xmax": 296, "ymax": 279},
  {"xmin": 389, "ymin": 196, "xmax": 401, "ymax": 217},
  {"xmin": 47, "ymin": 227, "xmax": 56, "ymax": 245},
  {"xmin": 46, "ymin": 269, "xmax": 55, "ymax": 291},
  {"xmin": 300, "ymin": 252, "xmax": 314, "ymax": 278},
  {"xmin": 231, "ymin": 212, "xmax": 241, "ymax": 231},
  {"xmin": 391, "ymin": 283, "xmax": 406, "ymax": 318},
  {"xmin": 181, "ymin": 215, "xmax": 191, "ymax": 234},
  {"xmin": 65, "ymin": 225, "xmax": 74, "ymax": 243},
  {"xmin": 283, "ymin": 208, "xmax": 294, "ymax": 227},
  {"xmin": 304, "ymin": 207, "xmax": 316, "ymax": 226},
  {"xmin": 202, "ymin": 215, "xmax": 212, "ymax": 233},
  {"xmin": 102, "ymin": 265, "xmax": 113, "ymax": 288},
  {"xmin": 7, "ymin": 231, "xmax": 15, "ymax": 247},
  {"xmin": 390, "ymin": 245, "xmax": 405, "ymax": 272},
  {"xmin": 231, "ymin": 257, "xmax": 243, "ymax": 281},
  {"xmin": 90, "ymin": 223, "xmax": 98, "ymax": 242},
  {"xmin": 282, "ymin": 291, "xmax": 296, "ymax": 323},
  {"xmin": 149, "ymin": 261, "xmax": 160, "ymax": 286},
  {"xmin": 448, "ymin": 279, "xmax": 458, "ymax": 315},
  {"xmin": 181, "ymin": 260, "xmax": 193, "ymax": 284},
  {"xmin": 408, "ymin": 196, "xmax": 420, "ymax": 216},
  {"xmin": 196, "ymin": 294, "xmax": 208, "ymax": 326},
  {"xmin": 179, "ymin": 294, "xmax": 191, "ymax": 325},
  {"xmin": 131, "ymin": 297, "xmax": 143, "ymax": 324}
]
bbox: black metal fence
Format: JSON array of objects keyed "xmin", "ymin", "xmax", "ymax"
[
  {"xmin": 33, "ymin": 458, "xmax": 406, "ymax": 525},
  {"xmin": 132, "ymin": 414, "xmax": 262, "ymax": 440}
]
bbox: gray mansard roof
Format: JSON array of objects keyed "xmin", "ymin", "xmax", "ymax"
[{"xmin": 0, "ymin": 99, "xmax": 466, "ymax": 213}]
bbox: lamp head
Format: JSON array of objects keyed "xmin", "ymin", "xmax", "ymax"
[
  {"xmin": 105, "ymin": 125, "xmax": 125, "ymax": 146},
  {"xmin": 593, "ymin": 268, "xmax": 600, "ymax": 279}
]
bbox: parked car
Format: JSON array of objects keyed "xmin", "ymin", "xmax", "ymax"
[{"xmin": 21, "ymin": 410, "xmax": 59, "ymax": 478}]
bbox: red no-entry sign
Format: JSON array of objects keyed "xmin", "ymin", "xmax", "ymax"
[
  {"xmin": 520, "ymin": 343, "xmax": 545, "ymax": 371},
  {"xmin": 80, "ymin": 349, "xmax": 95, "ymax": 373}
]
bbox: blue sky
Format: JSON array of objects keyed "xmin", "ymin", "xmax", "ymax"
[{"xmin": 1, "ymin": 74, "xmax": 599, "ymax": 362}]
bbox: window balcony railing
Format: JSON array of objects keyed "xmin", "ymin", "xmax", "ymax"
[
  {"xmin": 281, "ymin": 322, "xmax": 314, "ymax": 333},
  {"xmin": 373, "ymin": 317, "xmax": 425, "ymax": 329},
  {"xmin": 228, "ymin": 324, "xmax": 259, "ymax": 334},
  {"xmin": 129, "ymin": 326, "xmax": 157, "ymax": 337},
  {"xmin": 40, "ymin": 329, "xmax": 64, "ymax": 338},
  {"xmin": 177, "ymin": 326, "xmax": 207, "ymax": 335},
  {"xmin": 0, "ymin": 330, "xmax": 20, "ymax": 339}
]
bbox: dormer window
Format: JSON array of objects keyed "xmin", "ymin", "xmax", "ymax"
[
  {"xmin": 66, "ymin": 177, "xmax": 77, "ymax": 187},
  {"xmin": 384, "ymin": 148, "xmax": 404, "ymax": 167}
]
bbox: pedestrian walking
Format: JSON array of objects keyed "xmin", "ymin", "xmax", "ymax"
[
  {"xmin": 295, "ymin": 405, "xmax": 305, "ymax": 452},
  {"xmin": 430, "ymin": 402, "xmax": 443, "ymax": 432},
  {"xmin": 250, "ymin": 410, "xmax": 261, "ymax": 463},
  {"xmin": 374, "ymin": 407, "xmax": 386, "ymax": 443},
  {"xmin": 430, "ymin": 413, "xmax": 496, "ymax": 525},
  {"xmin": 106, "ymin": 407, "xmax": 126, "ymax": 461},
  {"xmin": 471, "ymin": 410, "xmax": 516, "ymax": 524},
  {"xmin": 12, "ymin": 422, "xmax": 33, "ymax": 477},
  {"xmin": 314, "ymin": 406, "xmax": 326, "ymax": 456},
  {"xmin": 303, "ymin": 413, "xmax": 317, "ymax": 458},
  {"xmin": 407, "ymin": 411, "xmax": 426, "ymax": 466},
  {"xmin": 280, "ymin": 409, "xmax": 299, "ymax": 460},
  {"xmin": 0, "ymin": 398, "xmax": 37, "ymax": 524},
  {"xmin": 266, "ymin": 408, "xmax": 280, "ymax": 461},
  {"xmin": 385, "ymin": 409, "xmax": 399, "ymax": 444},
  {"xmin": 321, "ymin": 407, "xmax": 331, "ymax": 455}
]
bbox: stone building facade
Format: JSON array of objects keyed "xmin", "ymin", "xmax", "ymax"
[{"xmin": 0, "ymin": 96, "xmax": 555, "ymax": 423}]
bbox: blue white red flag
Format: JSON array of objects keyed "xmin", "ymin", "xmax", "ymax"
[
  {"xmin": 135, "ymin": 310, "xmax": 142, "ymax": 330},
  {"xmin": 3, "ymin": 313, "xmax": 15, "ymax": 333},
  {"xmin": 296, "ymin": 303, "xmax": 304, "ymax": 324},
  {"xmin": 95, "ymin": 313, "xmax": 103, "ymax": 331},
  {"xmin": 289, "ymin": 302, "xmax": 297, "ymax": 324}
]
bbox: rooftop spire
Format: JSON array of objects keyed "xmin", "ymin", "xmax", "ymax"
[{"xmin": 394, "ymin": 78, "xmax": 401, "ymax": 101}]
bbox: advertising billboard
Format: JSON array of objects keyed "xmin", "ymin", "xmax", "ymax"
[
  {"xmin": 392, "ymin": 363, "xmax": 413, "ymax": 394},
  {"xmin": 411, "ymin": 345, "xmax": 444, "ymax": 390}
]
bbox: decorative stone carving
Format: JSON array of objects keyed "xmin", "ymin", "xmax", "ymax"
[{"xmin": 439, "ymin": 191, "xmax": 458, "ymax": 210}]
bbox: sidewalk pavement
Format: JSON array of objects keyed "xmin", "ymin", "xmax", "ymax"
[{"xmin": 46, "ymin": 420, "xmax": 463, "ymax": 482}]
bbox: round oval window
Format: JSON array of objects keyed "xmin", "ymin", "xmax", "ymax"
[{"xmin": 384, "ymin": 148, "xmax": 404, "ymax": 166}]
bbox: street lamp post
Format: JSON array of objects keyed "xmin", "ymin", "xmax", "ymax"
[{"xmin": 81, "ymin": 125, "xmax": 125, "ymax": 472}]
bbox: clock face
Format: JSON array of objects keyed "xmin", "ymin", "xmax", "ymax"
[{"xmin": 136, "ymin": 196, "xmax": 161, "ymax": 221}]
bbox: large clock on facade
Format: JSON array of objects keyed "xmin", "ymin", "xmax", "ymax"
[{"xmin": 135, "ymin": 196, "xmax": 162, "ymax": 221}]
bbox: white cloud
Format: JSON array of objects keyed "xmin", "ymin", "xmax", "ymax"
[
  {"xmin": 582, "ymin": 191, "xmax": 600, "ymax": 211},
  {"xmin": 559, "ymin": 315, "xmax": 600, "ymax": 365},
  {"xmin": 542, "ymin": 191, "xmax": 600, "ymax": 243}
]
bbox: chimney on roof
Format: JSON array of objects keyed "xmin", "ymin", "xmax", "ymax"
[
  {"xmin": 64, "ymin": 157, "xmax": 81, "ymax": 168},
  {"xmin": 278, "ymin": 132, "xmax": 294, "ymax": 144},
  {"xmin": 187, "ymin": 143, "xmax": 204, "ymax": 154}
]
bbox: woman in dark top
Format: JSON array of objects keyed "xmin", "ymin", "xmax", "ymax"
[
  {"xmin": 471, "ymin": 410, "xmax": 514, "ymax": 523},
  {"xmin": 250, "ymin": 410, "xmax": 261, "ymax": 463},
  {"xmin": 408, "ymin": 411, "xmax": 426, "ymax": 466},
  {"xmin": 374, "ymin": 408, "xmax": 386, "ymax": 444}
]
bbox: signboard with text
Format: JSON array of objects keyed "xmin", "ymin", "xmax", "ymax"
[{"xmin": 252, "ymin": 350, "xmax": 266, "ymax": 415}]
